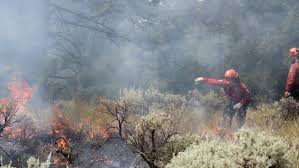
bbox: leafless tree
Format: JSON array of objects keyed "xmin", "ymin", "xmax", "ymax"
[
  {"xmin": 49, "ymin": 2, "xmax": 127, "ymax": 46},
  {"xmin": 128, "ymin": 113, "xmax": 177, "ymax": 168},
  {"xmin": 0, "ymin": 101, "xmax": 19, "ymax": 135},
  {"xmin": 45, "ymin": 1, "xmax": 129, "ymax": 101},
  {"xmin": 102, "ymin": 99, "xmax": 132, "ymax": 139}
]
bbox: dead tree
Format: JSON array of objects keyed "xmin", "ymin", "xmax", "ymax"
[
  {"xmin": 102, "ymin": 99, "xmax": 131, "ymax": 139},
  {"xmin": 0, "ymin": 101, "xmax": 19, "ymax": 135},
  {"xmin": 128, "ymin": 113, "xmax": 177, "ymax": 168}
]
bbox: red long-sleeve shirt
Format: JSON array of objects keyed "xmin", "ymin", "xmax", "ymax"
[
  {"xmin": 202, "ymin": 78, "xmax": 251, "ymax": 105},
  {"xmin": 285, "ymin": 60, "xmax": 299, "ymax": 92}
]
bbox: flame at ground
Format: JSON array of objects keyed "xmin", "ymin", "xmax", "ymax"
[
  {"xmin": 54, "ymin": 137, "xmax": 72, "ymax": 165},
  {"xmin": 55, "ymin": 137, "xmax": 70, "ymax": 151},
  {"xmin": 51, "ymin": 106, "xmax": 74, "ymax": 136},
  {"xmin": 86, "ymin": 126, "xmax": 110, "ymax": 147},
  {"xmin": 0, "ymin": 79, "xmax": 33, "ymax": 139},
  {"xmin": 0, "ymin": 79, "xmax": 33, "ymax": 113},
  {"xmin": 198, "ymin": 113, "xmax": 235, "ymax": 140}
]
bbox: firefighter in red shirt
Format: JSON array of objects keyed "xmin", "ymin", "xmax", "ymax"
[
  {"xmin": 285, "ymin": 48, "xmax": 299, "ymax": 99},
  {"xmin": 195, "ymin": 69, "xmax": 251, "ymax": 128}
]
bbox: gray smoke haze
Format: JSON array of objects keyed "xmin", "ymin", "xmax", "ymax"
[
  {"xmin": 100, "ymin": 0, "xmax": 229, "ymax": 92},
  {"xmin": 0, "ymin": 0, "xmax": 47, "ymax": 88},
  {"xmin": 0, "ymin": 0, "xmax": 293, "ymax": 101}
]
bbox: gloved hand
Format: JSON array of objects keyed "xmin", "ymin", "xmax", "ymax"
[
  {"xmin": 284, "ymin": 91, "xmax": 291, "ymax": 98},
  {"xmin": 233, "ymin": 102, "xmax": 242, "ymax": 110},
  {"xmin": 194, "ymin": 77, "xmax": 204, "ymax": 84}
]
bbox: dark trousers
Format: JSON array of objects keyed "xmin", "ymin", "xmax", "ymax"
[
  {"xmin": 290, "ymin": 87, "xmax": 299, "ymax": 100},
  {"xmin": 223, "ymin": 100, "xmax": 249, "ymax": 129}
]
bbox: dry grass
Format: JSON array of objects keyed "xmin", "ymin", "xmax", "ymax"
[
  {"xmin": 247, "ymin": 100, "xmax": 299, "ymax": 168},
  {"xmin": 247, "ymin": 101, "xmax": 299, "ymax": 138},
  {"xmin": 52, "ymin": 91, "xmax": 299, "ymax": 167},
  {"xmin": 55, "ymin": 99, "xmax": 113, "ymax": 130}
]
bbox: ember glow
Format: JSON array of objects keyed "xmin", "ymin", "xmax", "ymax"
[
  {"xmin": 104, "ymin": 158, "xmax": 113, "ymax": 165},
  {"xmin": 87, "ymin": 125, "xmax": 110, "ymax": 146},
  {"xmin": 198, "ymin": 115, "xmax": 235, "ymax": 140},
  {"xmin": 96, "ymin": 126, "xmax": 109, "ymax": 140},
  {"xmin": 54, "ymin": 137, "xmax": 72, "ymax": 166},
  {"xmin": 55, "ymin": 137, "xmax": 70, "ymax": 151}
]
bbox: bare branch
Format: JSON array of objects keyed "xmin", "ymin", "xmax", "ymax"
[{"xmin": 49, "ymin": 2, "xmax": 115, "ymax": 32}]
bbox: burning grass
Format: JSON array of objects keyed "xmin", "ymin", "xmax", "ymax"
[
  {"xmin": 0, "ymin": 79, "xmax": 118, "ymax": 167},
  {"xmin": 0, "ymin": 86, "xmax": 298, "ymax": 168}
]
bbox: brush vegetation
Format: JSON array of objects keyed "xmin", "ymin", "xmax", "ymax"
[{"xmin": 2, "ymin": 88, "xmax": 299, "ymax": 167}]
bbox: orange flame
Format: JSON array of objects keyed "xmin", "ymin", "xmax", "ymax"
[
  {"xmin": 0, "ymin": 79, "xmax": 33, "ymax": 139},
  {"xmin": 55, "ymin": 137, "xmax": 70, "ymax": 151},
  {"xmin": 0, "ymin": 79, "xmax": 33, "ymax": 113},
  {"xmin": 87, "ymin": 125, "xmax": 110, "ymax": 143},
  {"xmin": 104, "ymin": 159, "xmax": 113, "ymax": 165},
  {"xmin": 51, "ymin": 106, "xmax": 75, "ymax": 137},
  {"xmin": 198, "ymin": 115, "xmax": 235, "ymax": 140},
  {"xmin": 98, "ymin": 127, "xmax": 109, "ymax": 139}
]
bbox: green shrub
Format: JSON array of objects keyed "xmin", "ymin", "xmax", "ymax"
[
  {"xmin": 0, "ymin": 153, "xmax": 51, "ymax": 168},
  {"xmin": 162, "ymin": 134, "xmax": 202, "ymax": 162},
  {"xmin": 167, "ymin": 129, "xmax": 294, "ymax": 168},
  {"xmin": 120, "ymin": 87, "xmax": 187, "ymax": 116},
  {"xmin": 166, "ymin": 139, "xmax": 239, "ymax": 168},
  {"xmin": 235, "ymin": 129, "xmax": 289, "ymax": 168},
  {"xmin": 26, "ymin": 153, "xmax": 51, "ymax": 168},
  {"xmin": 279, "ymin": 97, "xmax": 299, "ymax": 120},
  {"xmin": 285, "ymin": 140, "xmax": 299, "ymax": 168}
]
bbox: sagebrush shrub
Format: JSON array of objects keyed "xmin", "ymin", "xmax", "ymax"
[
  {"xmin": 235, "ymin": 129, "xmax": 289, "ymax": 168},
  {"xmin": 279, "ymin": 97, "xmax": 299, "ymax": 120},
  {"xmin": 285, "ymin": 140, "xmax": 299, "ymax": 168},
  {"xmin": 166, "ymin": 139, "xmax": 239, "ymax": 168},
  {"xmin": 120, "ymin": 87, "xmax": 187, "ymax": 116},
  {"xmin": 161, "ymin": 134, "xmax": 202, "ymax": 165},
  {"xmin": 26, "ymin": 153, "xmax": 51, "ymax": 168},
  {"xmin": 167, "ymin": 129, "xmax": 294, "ymax": 168},
  {"xmin": 0, "ymin": 153, "xmax": 51, "ymax": 168}
]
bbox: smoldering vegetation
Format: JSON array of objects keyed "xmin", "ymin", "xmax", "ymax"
[
  {"xmin": 0, "ymin": 0, "xmax": 299, "ymax": 168},
  {"xmin": 0, "ymin": 86, "xmax": 298, "ymax": 168}
]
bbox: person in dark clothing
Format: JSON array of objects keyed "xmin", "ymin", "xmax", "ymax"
[{"xmin": 195, "ymin": 69, "xmax": 251, "ymax": 128}]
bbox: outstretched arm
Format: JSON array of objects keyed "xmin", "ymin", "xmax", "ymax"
[{"xmin": 195, "ymin": 77, "xmax": 226, "ymax": 86}]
